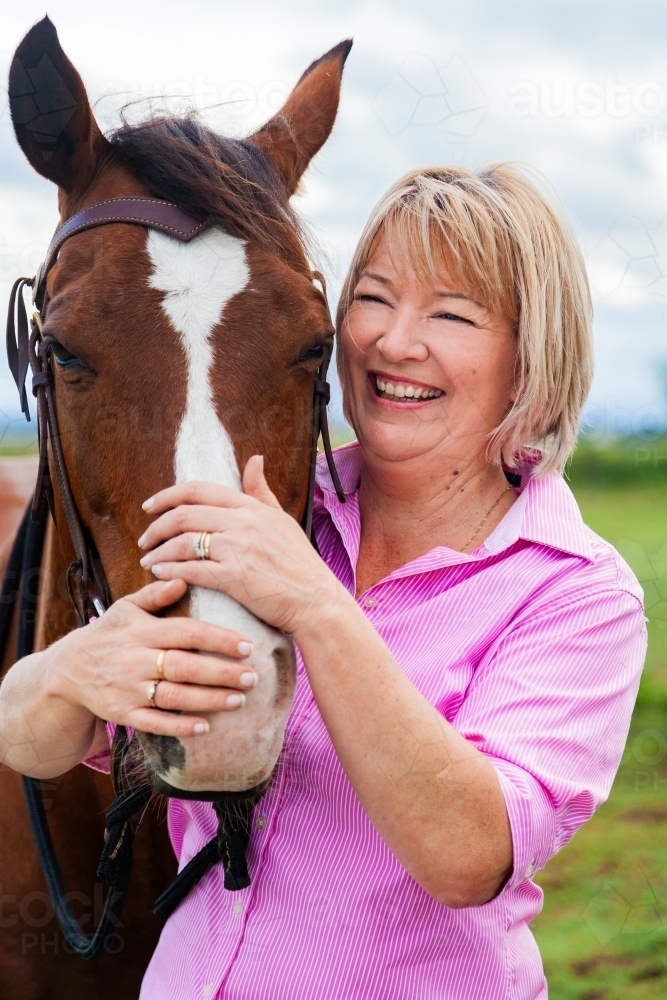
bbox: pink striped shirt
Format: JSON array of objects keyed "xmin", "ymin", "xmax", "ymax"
[{"xmin": 136, "ymin": 442, "xmax": 646, "ymax": 1000}]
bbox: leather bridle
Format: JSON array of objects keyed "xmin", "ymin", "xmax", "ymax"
[
  {"xmin": 3, "ymin": 196, "xmax": 346, "ymax": 957},
  {"xmin": 8, "ymin": 196, "xmax": 345, "ymax": 624}
]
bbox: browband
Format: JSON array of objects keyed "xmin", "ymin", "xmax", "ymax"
[{"xmin": 34, "ymin": 197, "xmax": 208, "ymax": 309}]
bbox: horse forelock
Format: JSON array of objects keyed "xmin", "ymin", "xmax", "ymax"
[{"xmin": 109, "ymin": 116, "xmax": 308, "ymax": 269}]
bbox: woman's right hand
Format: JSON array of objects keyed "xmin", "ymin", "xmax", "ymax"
[
  {"xmin": 47, "ymin": 578, "xmax": 257, "ymax": 739},
  {"xmin": 0, "ymin": 577, "xmax": 257, "ymax": 778}
]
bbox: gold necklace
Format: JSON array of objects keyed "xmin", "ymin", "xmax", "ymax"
[{"xmin": 462, "ymin": 486, "xmax": 513, "ymax": 551}]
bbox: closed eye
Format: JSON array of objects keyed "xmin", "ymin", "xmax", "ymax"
[
  {"xmin": 356, "ymin": 294, "xmax": 389, "ymax": 305},
  {"xmin": 435, "ymin": 312, "xmax": 475, "ymax": 325},
  {"xmin": 297, "ymin": 344, "xmax": 327, "ymax": 364},
  {"xmin": 47, "ymin": 339, "xmax": 88, "ymax": 369}
]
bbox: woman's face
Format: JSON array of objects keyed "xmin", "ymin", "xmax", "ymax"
[{"xmin": 340, "ymin": 234, "xmax": 517, "ymax": 470}]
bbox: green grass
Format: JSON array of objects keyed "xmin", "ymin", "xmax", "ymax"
[
  {"xmin": 0, "ymin": 434, "xmax": 38, "ymax": 456},
  {"xmin": 533, "ymin": 483, "xmax": 667, "ymax": 1000},
  {"xmin": 567, "ymin": 437, "xmax": 667, "ymax": 489}
]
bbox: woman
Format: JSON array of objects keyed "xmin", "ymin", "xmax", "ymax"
[{"xmin": 0, "ymin": 164, "xmax": 646, "ymax": 999}]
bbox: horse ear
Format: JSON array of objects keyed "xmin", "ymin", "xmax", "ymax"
[
  {"xmin": 8, "ymin": 16, "xmax": 109, "ymax": 193},
  {"xmin": 251, "ymin": 40, "xmax": 352, "ymax": 197}
]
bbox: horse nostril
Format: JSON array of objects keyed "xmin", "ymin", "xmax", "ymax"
[
  {"xmin": 272, "ymin": 642, "xmax": 297, "ymax": 706},
  {"xmin": 137, "ymin": 732, "xmax": 186, "ymax": 777}
]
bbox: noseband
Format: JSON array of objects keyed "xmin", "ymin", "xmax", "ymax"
[{"xmin": 3, "ymin": 197, "xmax": 346, "ymax": 956}]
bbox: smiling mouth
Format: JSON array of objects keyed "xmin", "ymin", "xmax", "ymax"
[{"xmin": 372, "ymin": 374, "xmax": 444, "ymax": 402}]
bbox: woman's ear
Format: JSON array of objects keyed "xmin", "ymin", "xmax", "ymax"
[{"xmin": 9, "ymin": 16, "xmax": 110, "ymax": 194}]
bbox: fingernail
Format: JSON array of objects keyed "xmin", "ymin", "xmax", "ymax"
[
  {"xmin": 237, "ymin": 640, "xmax": 253, "ymax": 657},
  {"xmin": 140, "ymin": 555, "xmax": 150, "ymax": 568},
  {"xmin": 226, "ymin": 693, "xmax": 245, "ymax": 709},
  {"xmin": 142, "ymin": 497, "xmax": 155, "ymax": 511},
  {"xmin": 239, "ymin": 671, "xmax": 257, "ymax": 689},
  {"xmin": 193, "ymin": 722, "xmax": 209, "ymax": 734},
  {"xmin": 137, "ymin": 533, "xmax": 147, "ymax": 547},
  {"xmin": 152, "ymin": 564, "xmax": 164, "ymax": 576}
]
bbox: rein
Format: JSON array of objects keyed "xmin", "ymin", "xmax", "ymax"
[{"xmin": 2, "ymin": 197, "xmax": 345, "ymax": 956}]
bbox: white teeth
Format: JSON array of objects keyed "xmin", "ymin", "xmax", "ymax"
[{"xmin": 375, "ymin": 375, "xmax": 442, "ymax": 400}]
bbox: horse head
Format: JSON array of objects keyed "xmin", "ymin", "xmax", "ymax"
[{"xmin": 9, "ymin": 17, "xmax": 350, "ymax": 796}]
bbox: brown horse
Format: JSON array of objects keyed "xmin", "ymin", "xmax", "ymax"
[{"xmin": 0, "ymin": 16, "xmax": 349, "ymax": 998}]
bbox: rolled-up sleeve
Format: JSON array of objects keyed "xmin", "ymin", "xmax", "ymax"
[
  {"xmin": 81, "ymin": 721, "xmax": 117, "ymax": 774},
  {"xmin": 453, "ymin": 587, "xmax": 647, "ymax": 888}
]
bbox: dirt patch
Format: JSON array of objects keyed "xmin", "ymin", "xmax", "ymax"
[
  {"xmin": 620, "ymin": 808, "xmax": 667, "ymax": 822},
  {"xmin": 572, "ymin": 954, "xmax": 635, "ymax": 976},
  {"xmin": 632, "ymin": 965, "xmax": 667, "ymax": 982}
]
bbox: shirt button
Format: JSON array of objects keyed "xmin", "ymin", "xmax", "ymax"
[
  {"xmin": 256, "ymin": 814, "xmax": 267, "ymax": 829},
  {"xmin": 232, "ymin": 899, "xmax": 243, "ymax": 915},
  {"xmin": 362, "ymin": 595, "xmax": 377, "ymax": 609},
  {"xmin": 202, "ymin": 986, "xmax": 214, "ymax": 999},
  {"xmin": 525, "ymin": 860, "xmax": 536, "ymax": 877}
]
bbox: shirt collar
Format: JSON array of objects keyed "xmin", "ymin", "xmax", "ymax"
[
  {"xmin": 495, "ymin": 470, "xmax": 594, "ymax": 562},
  {"xmin": 315, "ymin": 441, "xmax": 594, "ymax": 564},
  {"xmin": 315, "ymin": 440, "xmax": 365, "ymax": 497}
]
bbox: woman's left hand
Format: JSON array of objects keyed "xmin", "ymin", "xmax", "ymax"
[{"xmin": 138, "ymin": 455, "xmax": 343, "ymax": 636}]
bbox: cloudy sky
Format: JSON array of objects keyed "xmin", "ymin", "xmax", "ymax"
[{"xmin": 1, "ymin": 0, "xmax": 667, "ymax": 437}]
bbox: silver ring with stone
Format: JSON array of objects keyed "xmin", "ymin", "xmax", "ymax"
[
  {"xmin": 146, "ymin": 679, "xmax": 162, "ymax": 709},
  {"xmin": 192, "ymin": 531, "xmax": 207, "ymax": 560}
]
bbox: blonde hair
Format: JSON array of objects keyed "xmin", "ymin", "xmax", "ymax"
[{"xmin": 336, "ymin": 163, "xmax": 593, "ymax": 475}]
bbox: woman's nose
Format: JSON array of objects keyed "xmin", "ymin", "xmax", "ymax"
[{"xmin": 376, "ymin": 311, "xmax": 429, "ymax": 363}]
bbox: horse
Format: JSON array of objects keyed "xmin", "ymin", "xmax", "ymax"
[{"xmin": 0, "ymin": 16, "xmax": 350, "ymax": 998}]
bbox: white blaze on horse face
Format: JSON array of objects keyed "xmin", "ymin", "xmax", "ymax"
[
  {"xmin": 145, "ymin": 229, "xmax": 296, "ymax": 793},
  {"xmin": 147, "ymin": 228, "xmax": 246, "ymax": 491}
]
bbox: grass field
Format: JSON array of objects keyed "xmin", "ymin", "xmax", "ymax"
[
  {"xmin": 532, "ymin": 482, "xmax": 667, "ymax": 1000},
  {"xmin": 0, "ymin": 434, "xmax": 665, "ymax": 994}
]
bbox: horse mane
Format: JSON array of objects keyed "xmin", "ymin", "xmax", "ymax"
[{"xmin": 109, "ymin": 115, "xmax": 307, "ymax": 260}]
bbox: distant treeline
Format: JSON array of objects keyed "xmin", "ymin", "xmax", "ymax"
[
  {"xmin": 567, "ymin": 436, "xmax": 667, "ymax": 487},
  {"xmin": 1, "ymin": 429, "xmax": 667, "ymax": 488},
  {"xmin": 331, "ymin": 428, "xmax": 667, "ymax": 488}
]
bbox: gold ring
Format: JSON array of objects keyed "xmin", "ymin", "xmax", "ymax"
[
  {"xmin": 203, "ymin": 532, "xmax": 211, "ymax": 560},
  {"xmin": 156, "ymin": 649, "xmax": 166, "ymax": 681},
  {"xmin": 146, "ymin": 679, "xmax": 162, "ymax": 709}
]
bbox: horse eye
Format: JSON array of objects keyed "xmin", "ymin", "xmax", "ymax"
[
  {"xmin": 298, "ymin": 344, "xmax": 326, "ymax": 364},
  {"xmin": 48, "ymin": 340, "xmax": 87, "ymax": 369}
]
